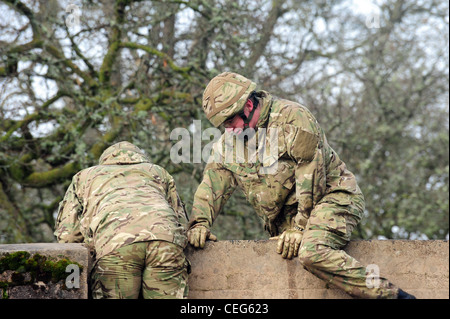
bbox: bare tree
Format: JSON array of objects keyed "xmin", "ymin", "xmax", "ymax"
[{"xmin": 0, "ymin": 0, "xmax": 448, "ymax": 243}]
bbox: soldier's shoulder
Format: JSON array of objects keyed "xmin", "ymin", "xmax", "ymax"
[
  {"xmin": 270, "ymin": 98, "xmax": 318, "ymax": 129},
  {"xmin": 147, "ymin": 162, "xmax": 166, "ymax": 173},
  {"xmin": 145, "ymin": 163, "xmax": 173, "ymax": 181},
  {"xmin": 74, "ymin": 165, "xmax": 100, "ymax": 180}
]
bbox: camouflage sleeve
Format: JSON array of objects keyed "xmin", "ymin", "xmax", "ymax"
[
  {"xmin": 189, "ymin": 162, "xmax": 237, "ymax": 229},
  {"xmin": 165, "ymin": 173, "xmax": 189, "ymax": 229},
  {"xmin": 54, "ymin": 175, "xmax": 84, "ymax": 243}
]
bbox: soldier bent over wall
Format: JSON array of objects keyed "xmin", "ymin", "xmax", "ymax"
[
  {"xmin": 54, "ymin": 141, "xmax": 189, "ymax": 299},
  {"xmin": 188, "ymin": 72, "xmax": 416, "ymax": 299}
]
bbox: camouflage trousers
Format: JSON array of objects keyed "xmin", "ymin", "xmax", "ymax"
[
  {"xmin": 297, "ymin": 198, "xmax": 399, "ymax": 299},
  {"xmin": 91, "ymin": 241, "xmax": 189, "ymax": 299}
]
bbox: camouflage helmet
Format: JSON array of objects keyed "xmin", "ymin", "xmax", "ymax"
[{"xmin": 202, "ymin": 72, "xmax": 257, "ymax": 127}]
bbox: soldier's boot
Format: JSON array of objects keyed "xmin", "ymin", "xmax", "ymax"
[{"xmin": 397, "ymin": 289, "xmax": 416, "ymax": 299}]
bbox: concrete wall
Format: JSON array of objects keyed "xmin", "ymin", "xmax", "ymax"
[
  {"xmin": 185, "ymin": 240, "xmax": 449, "ymax": 299},
  {"xmin": 0, "ymin": 240, "xmax": 448, "ymax": 299}
]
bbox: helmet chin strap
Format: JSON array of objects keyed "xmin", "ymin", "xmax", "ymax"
[
  {"xmin": 243, "ymin": 107, "xmax": 256, "ymax": 128},
  {"xmin": 241, "ymin": 94, "xmax": 259, "ymax": 129}
]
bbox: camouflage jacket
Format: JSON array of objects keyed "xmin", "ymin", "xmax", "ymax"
[
  {"xmin": 190, "ymin": 91, "xmax": 365, "ymax": 236},
  {"xmin": 54, "ymin": 142, "xmax": 188, "ymax": 260}
]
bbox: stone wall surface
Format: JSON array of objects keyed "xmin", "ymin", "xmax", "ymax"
[
  {"xmin": 0, "ymin": 240, "xmax": 448, "ymax": 299},
  {"xmin": 185, "ymin": 240, "xmax": 449, "ymax": 299},
  {"xmin": 0, "ymin": 243, "xmax": 90, "ymax": 299}
]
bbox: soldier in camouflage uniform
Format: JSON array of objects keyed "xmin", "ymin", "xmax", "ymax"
[
  {"xmin": 54, "ymin": 141, "xmax": 189, "ymax": 299},
  {"xmin": 188, "ymin": 72, "xmax": 415, "ymax": 299}
]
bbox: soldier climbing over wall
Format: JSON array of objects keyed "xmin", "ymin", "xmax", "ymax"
[
  {"xmin": 54, "ymin": 141, "xmax": 189, "ymax": 299},
  {"xmin": 187, "ymin": 72, "xmax": 416, "ymax": 299}
]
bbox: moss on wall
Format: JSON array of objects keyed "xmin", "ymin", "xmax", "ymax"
[{"xmin": 0, "ymin": 251, "xmax": 83, "ymax": 299}]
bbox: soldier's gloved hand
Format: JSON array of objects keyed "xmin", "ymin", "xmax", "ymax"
[
  {"xmin": 276, "ymin": 226, "xmax": 304, "ymax": 259},
  {"xmin": 187, "ymin": 225, "xmax": 218, "ymax": 249}
]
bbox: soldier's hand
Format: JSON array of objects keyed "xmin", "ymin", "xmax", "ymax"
[
  {"xmin": 276, "ymin": 227, "xmax": 304, "ymax": 259},
  {"xmin": 187, "ymin": 225, "xmax": 218, "ymax": 249}
]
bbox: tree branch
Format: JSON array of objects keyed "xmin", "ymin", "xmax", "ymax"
[
  {"xmin": 99, "ymin": 0, "xmax": 128, "ymax": 85},
  {"xmin": 22, "ymin": 161, "xmax": 80, "ymax": 188},
  {"xmin": 120, "ymin": 42, "xmax": 190, "ymax": 75},
  {"xmin": 2, "ymin": 0, "xmax": 98, "ymax": 88},
  {"xmin": 0, "ymin": 91, "xmax": 67, "ymax": 144},
  {"xmin": 244, "ymin": 0, "xmax": 287, "ymax": 73}
]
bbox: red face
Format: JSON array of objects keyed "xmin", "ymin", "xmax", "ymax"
[
  {"xmin": 223, "ymin": 99, "xmax": 260, "ymax": 135},
  {"xmin": 223, "ymin": 114, "xmax": 246, "ymax": 135}
]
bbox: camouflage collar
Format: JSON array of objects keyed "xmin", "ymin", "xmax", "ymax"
[
  {"xmin": 256, "ymin": 91, "xmax": 273, "ymax": 128},
  {"xmin": 99, "ymin": 141, "xmax": 149, "ymax": 165}
]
